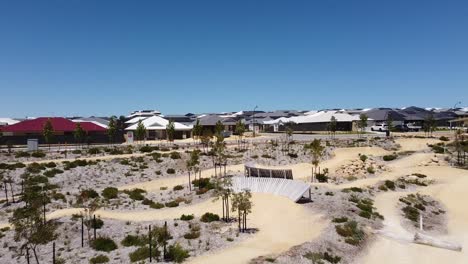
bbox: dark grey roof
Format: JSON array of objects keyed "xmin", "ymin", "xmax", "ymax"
[{"xmin": 364, "ymin": 108, "xmax": 406, "ymax": 121}]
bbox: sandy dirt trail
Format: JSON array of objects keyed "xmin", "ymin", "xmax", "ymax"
[
  {"xmin": 29, "ymin": 194, "xmax": 325, "ymax": 264},
  {"xmin": 395, "ymin": 137, "xmax": 441, "ymax": 152}
]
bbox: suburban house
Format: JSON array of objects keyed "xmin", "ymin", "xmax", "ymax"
[
  {"xmin": 196, "ymin": 115, "xmax": 238, "ymax": 135},
  {"xmin": 125, "ymin": 115, "xmax": 192, "ymax": 140},
  {"xmin": 0, "ymin": 117, "xmax": 108, "ymax": 145},
  {"xmin": 0, "ymin": 118, "xmax": 20, "ymax": 127}
]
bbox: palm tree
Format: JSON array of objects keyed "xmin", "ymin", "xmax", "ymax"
[{"xmin": 43, "ymin": 118, "xmax": 54, "ymax": 151}]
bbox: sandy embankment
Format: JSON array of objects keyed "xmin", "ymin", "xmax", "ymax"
[{"xmin": 359, "ymin": 166, "xmax": 468, "ymax": 264}]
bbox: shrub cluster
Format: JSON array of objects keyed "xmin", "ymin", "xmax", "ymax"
[
  {"xmin": 123, "ymin": 188, "xmax": 146, "ymax": 201},
  {"xmin": 200, "ymin": 212, "xmax": 220, "ymax": 223},
  {"xmin": 89, "ymin": 255, "xmax": 109, "ymax": 264},
  {"xmin": 91, "ymin": 237, "xmax": 118, "ymax": 252},
  {"xmin": 383, "ymin": 154, "xmax": 398, "ymax": 161},
  {"xmin": 335, "ymin": 220, "xmax": 365, "ymax": 246},
  {"xmin": 102, "ymin": 187, "xmax": 119, "ymax": 199}
]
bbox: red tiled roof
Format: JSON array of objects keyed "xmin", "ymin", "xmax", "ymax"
[{"xmin": 0, "ymin": 117, "xmax": 106, "ymax": 133}]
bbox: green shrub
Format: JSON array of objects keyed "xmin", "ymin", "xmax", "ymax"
[
  {"xmin": 44, "ymin": 168, "xmax": 64, "ymax": 178},
  {"xmin": 412, "ymin": 173, "xmax": 427, "ymax": 178},
  {"xmin": 366, "ymin": 166, "xmax": 375, "ymax": 174},
  {"xmin": 439, "ymin": 136, "xmax": 449, "ymax": 141},
  {"xmin": 129, "ymin": 246, "xmax": 159, "ymax": 262},
  {"xmin": 89, "ymin": 255, "xmax": 109, "ymax": 264},
  {"xmin": 384, "ymin": 180, "xmax": 395, "ymax": 190},
  {"xmin": 15, "ymin": 151, "xmax": 31, "ymax": 158},
  {"xmin": 166, "ymin": 243, "xmax": 189, "ymax": 263},
  {"xmin": 167, "ymin": 168, "xmax": 176, "ymax": 174},
  {"xmin": 315, "ymin": 173, "xmax": 328, "ymax": 183},
  {"xmin": 81, "ymin": 189, "xmax": 100, "ymax": 199},
  {"xmin": 332, "ymin": 217, "xmax": 348, "ymax": 223},
  {"xmin": 44, "ymin": 162, "xmax": 56, "ymax": 168},
  {"xmin": 192, "ymin": 178, "xmax": 214, "ymax": 190},
  {"xmin": 383, "ymin": 154, "xmax": 397, "ymax": 161},
  {"xmin": 180, "ymin": 214, "xmax": 194, "ymax": 221},
  {"xmin": 91, "ymin": 237, "xmax": 118, "ymax": 252},
  {"xmin": 102, "ymin": 187, "xmax": 118, "ymax": 199},
  {"xmin": 173, "ymin": 185, "xmax": 184, "ymax": 191},
  {"xmin": 360, "ymin": 154, "xmax": 368, "ymax": 162},
  {"xmin": 150, "ymin": 202, "xmax": 165, "ymax": 209},
  {"xmin": 26, "ymin": 162, "xmax": 46, "ymax": 173},
  {"xmin": 378, "ymin": 185, "xmax": 388, "ymax": 191},
  {"xmin": 287, "ymin": 153, "xmax": 298, "ymax": 158},
  {"xmin": 200, "ymin": 212, "xmax": 220, "ymax": 223},
  {"xmin": 88, "ymin": 148, "xmax": 101, "ymax": 155},
  {"xmin": 31, "ymin": 151, "xmax": 46, "ymax": 158},
  {"xmin": 139, "ymin": 145, "xmax": 155, "ymax": 153},
  {"xmin": 124, "ymin": 188, "xmax": 146, "ymax": 200},
  {"xmin": 165, "ymin": 200, "xmax": 179, "ymax": 208},
  {"xmin": 183, "ymin": 230, "xmax": 200, "ymax": 239},
  {"xmin": 121, "ymin": 235, "xmax": 146, "ymax": 247},
  {"xmin": 72, "ymin": 149, "xmax": 82, "ymax": 154},
  {"xmin": 170, "ymin": 152, "xmax": 181, "ymax": 159},
  {"xmin": 335, "ymin": 220, "xmax": 364, "ymax": 246},
  {"xmin": 342, "ymin": 187, "xmax": 363, "ymax": 193},
  {"xmin": 402, "ymin": 205, "xmax": 419, "ymax": 222}
]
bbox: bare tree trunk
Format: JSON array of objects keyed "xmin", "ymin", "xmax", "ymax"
[
  {"xmin": 32, "ymin": 246, "xmax": 40, "ymax": 264},
  {"xmin": 3, "ymin": 181, "xmax": 8, "ymax": 203},
  {"xmin": 222, "ymin": 197, "xmax": 225, "ymax": 221},
  {"xmin": 188, "ymin": 171, "xmax": 191, "ymax": 191},
  {"xmin": 9, "ymin": 180, "xmax": 15, "ymax": 203},
  {"xmin": 238, "ymin": 210, "xmax": 241, "ymax": 232}
]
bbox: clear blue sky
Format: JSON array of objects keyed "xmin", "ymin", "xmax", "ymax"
[{"xmin": 1, "ymin": 0, "xmax": 467, "ymax": 117}]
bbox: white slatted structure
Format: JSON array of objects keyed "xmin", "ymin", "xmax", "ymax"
[{"xmin": 231, "ymin": 176, "xmax": 310, "ymax": 202}]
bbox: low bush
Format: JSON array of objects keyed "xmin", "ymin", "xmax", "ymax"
[
  {"xmin": 89, "ymin": 255, "xmax": 109, "ymax": 264},
  {"xmin": 80, "ymin": 189, "xmax": 100, "ymax": 199},
  {"xmin": 403, "ymin": 205, "xmax": 419, "ymax": 222},
  {"xmin": 150, "ymin": 202, "xmax": 165, "ymax": 209},
  {"xmin": 384, "ymin": 180, "xmax": 396, "ymax": 190},
  {"xmin": 180, "ymin": 214, "xmax": 194, "ymax": 221},
  {"xmin": 15, "ymin": 151, "xmax": 31, "ymax": 158},
  {"xmin": 173, "ymin": 185, "xmax": 184, "ymax": 191},
  {"xmin": 342, "ymin": 187, "xmax": 363, "ymax": 193},
  {"xmin": 412, "ymin": 173, "xmax": 427, "ymax": 178},
  {"xmin": 439, "ymin": 136, "xmax": 450, "ymax": 141},
  {"xmin": 44, "ymin": 162, "xmax": 57, "ymax": 168},
  {"xmin": 315, "ymin": 173, "xmax": 328, "ymax": 183},
  {"xmin": 192, "ymin": 178, "xmax": 214, "ymax": 190},
  {"xmin": 129, "ymin": 246, "xmax": 159, "ymax": 263},
  {"xmin": 183, "ymin": 230, "xmax": 200, "ymax": 239},
  {"xmin": 170, "ymin": 152, "xmax": 181, "ymax": 159},
  {"xmin": 167, "ymin": 168, "xmax": 176, "ymax": 174},
  {"xmin": 86, "ymin": 218, "xmax": 104, "ymax": 229},
  {"xmin": 166, "ymin": 243, "xmax": 189, "ymax": 263},
  {"xmin": 91, "ymin": 237, "xmax": 118, "ymax": 252},
  {"xmin": 88, "ymin": 148, "xmax": 101, "ymax": 155},
  {"xmin": 31, "ymin": 151, "xmax": 46, "ymax": 158},
  {"xmin": 200, "ymin": 212, "xmax": 220, "ymax": 223},
  {"xmin": 124, "ymin": 188, "xmax": 146, "ymax": 201},
  {"xmin": 121, "ymin": 235, "xmax": 146, "ymax": 247},
  {"xmin": 287, "ymin": 153, "xmax": 298, "ymax": 158},
  {"xmin": 383, "ymin": 154, "xmax": 398, "ymax": 161},
  {"xmin": 359, "ymin": 154, "xmax": 368, "ymax": 162},
  {"xmin": 366, "ymin": 166, "xmax": 375, "ymax": 174},
  {"xmin": 332, "ymin": 217, "xmax": 348, "ymax": 223},
  {"xmin": 165, "ymin": 200, "xmax": 179, "ymax": 208},
  {"xmin": 139, "ymin": 145, "xmax": 155, "ymax": 153},
  {"xmin": 72, "ymin": 149, "xmax": 82, "ymax": 154},
  {"xmin": 102, "ymin": 187, "xmax": 118, "ymax": 199},
  {"xmin": 44, "ymin": 168, "xmax": 64, "ymax": 178},
  {"xmin": 335, "ymin": 220, "xmax": 365, "ymax": 246},
  {"xmin": 26, "ymin": 162, "xmax": 46, "ymax": 173}
]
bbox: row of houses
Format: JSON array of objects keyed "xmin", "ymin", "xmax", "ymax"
[{"xmin": 1, "ymin": 106, "xmax": 467, "ymax": 145}]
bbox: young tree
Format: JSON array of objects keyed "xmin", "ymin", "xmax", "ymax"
[
  {"xmin": 192, "ymin": 119, "xmax": 202, "ymax": 143},
  {"xmin": 10, "ymin": 175, "xmax": 57, "ymax": 264},
  {"xmin": 0, "ymin": 171, "xmax": 8, "ymax": 204},
  {"xmin": 423, "ymin": 113, "xmax": 437, "ymax": 137},
  {"xmin": 329, "ymin": 116, "xmax": 337, "ymax": 139},
  {"xmin": 215, "ymin": 120, "xmax": 224, "ymax": 138},
  {"xmin": 358, "ymin": 114, "xmax": 368, "ymax": 138},
  {"xmin": 107, "ymin": 117, "xmax": 117, "ymax": 144},
  {"xmin": 135, "ymin": 120, "xmax": 147, "ymax": 143},
  {"xmin": 43, "ymin": 119, "xmax": 54, "ymax": 151},
  {"xmin": 77, "ymin": 190, "xmax": 100, "ymax": 244},
  {"xmin": 186, "ymin": 149, "xmax": 200, "ymax": 191},
  {"xmin": 305, "ymin": 139, "xmax": 325, "ymax": 182},
  {"xmin": 235, "ymin": 120, "xmax": 246, "ymax": 150},
  {"xmin": 74, "ymin": 123, "xmax": 85, "ymax": 149},
  {"xmin": 166, "ymin": 120, "xmax": 175, "ymax": 142},
  {"xmin": 213, "ymin": 177, "xmax": 232, "ymax": 222},
  {"xmin": 231, "ymin": 189, "xmax": 253, "ymax": 232},
  {"xmin": 386, "ymin": 114, "xmax": 394, "ymax": 137},
  {"xmin": 212, "ymin": 133, "xmax": 226, "ymax": 177},
  {"xmin": 200, "ymin": 130, "xmax": 212, "ymax": 153}
]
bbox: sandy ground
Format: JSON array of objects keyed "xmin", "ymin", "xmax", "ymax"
[
  {"xmin": 22, "ymin": 194, "xmax": 325, "ymax": 264},
  {"xmin": 395, "ymin": 137, "xmax": 440, "ymax": 152}
]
